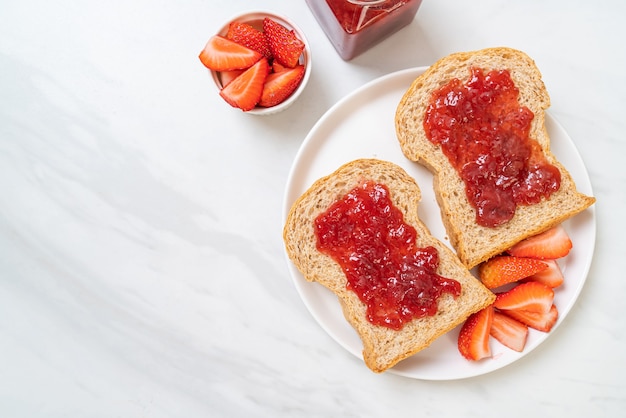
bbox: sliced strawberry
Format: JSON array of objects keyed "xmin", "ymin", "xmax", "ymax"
[
  {"xmin": 490, "ymin": 310, "xmax": 529, "ymax": 352},
  {"xmin": 263, "ymin": 17, "xmax": 305, "ymax": 68},
  {"xmin": 507, "ymin": 225, "xmax": 572, "ymax": 259},
  {"xmin": 500, "ymin": 304, "xmax": 559, "ymax": 332},
  {"xmin": 478, "ymin": 255, "xmax": 548, "ymax": 289},
  {"xmin": 494, "ymin": 281, "xmax": 554, "ymax": 313},
  {"xmin": 219, "ymin": 58, "xmax": 269, "ymax": 111},
  {"xmin": 258, "ymin": 65, "xmax": 305, "ymax": 107},
  {"xmin": 226, "ymin": 21, "xmax": 272, "ymax": 59},
  {"xmin": 524, "ymin": 259, "xmax": 564, "ymax": 288},
  {"xmin": 272, "ymin": 61, "xmax": 287, "ymax": 73},
  {"xmin": 199, "ymin": 35, "xmax": 262, "ymax": 71},
  {"xmin": 458, "ymin": 306, "xmax": 493, "ymax": 361},
  {"xmin": 219, "ymin": 69, "xmax": 244, "ymax": 87}
]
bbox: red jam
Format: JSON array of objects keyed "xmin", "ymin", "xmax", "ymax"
[
  {"xmin": 423, "ymin": 68, "xmax": 561, "ymax": 228},
  {"xmin": 305, "ymin": 0, "xmax": 423, "ymax": 60},
  {"xmin": 314, "ymin": 181, "xmax": 461, "ymax": 330}
]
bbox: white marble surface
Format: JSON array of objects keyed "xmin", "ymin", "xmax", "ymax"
[{"xmin": 1, "ymin": 0, "xmax": 625, "ymax": 416}]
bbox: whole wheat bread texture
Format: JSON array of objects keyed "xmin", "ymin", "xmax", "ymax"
[
  {"xmin": 283, "ymin": 159, "xmax": 495, "ymax": 373},
  {"xmin": 395, "ymin": 47, "xmax": 595, "ymax": 269}
]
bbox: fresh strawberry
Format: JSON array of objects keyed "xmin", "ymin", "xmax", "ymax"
[
  {"xmin": 258, "ymin": 65, "xmax": 305, "ymax": 107},
  {"xmin": 500, "ymin": 304, "xmax": 559, "ymax": 332},
  {"xmin": 272, "ymin": 61, "xmax": 287, "ymax": 73},
  {"xmin": 524, "ymin": 259, "xmax": 564, "ymax": 288},
  {"xmin": 507, "ymin": 225, "xmax": 572, "ymax": 259},
  {"xmin": 490, "ymin": 310, "xmax": 529, "ymax": 352},
  {"xmin": 219, "ymin": 58, "xmax": 269, "ymax": 111},
  {"xmin": 263, "ymin": 17, "xmax": 305, "ymax": 68},
  {"xmin": 219, "ymin": 69, "xmax": 244, "ymax": 87},
  {"xmin": 494, "ymin": 281, "xmax": 554, "ymax": 313},
  {"xmin": 226, "ymin": 21, "xmax": 272, "ymax": 59},
  {"xmin": 199, "ymin": 35, "xmax": 262, "ymax": 71},
  {"xmin": 478, "ymin": 255, "xmax": 548, "ymax": 289},
  {"xmin": 458, "ymin": 306, "xmax": 493, "ymax": 361}
]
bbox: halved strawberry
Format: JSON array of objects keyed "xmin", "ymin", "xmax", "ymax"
[
  {"xmin": 478, "ymin": 255, "xmax": 548, "ymax": 289},
  {"xmin": 258, "ymin": 65, "xmax": 305, "ymax": 107},
  {"xmin": 263, "ymin": 17, "xmax": 305, "ymax": 68},
  {"xmin": 500, "ymin": 304, "xmax": 559, "ymax": 332},
  {"xmin": 219, "ymin": 69, "xmax": 244, "ymax": 87},
  {"xmin": 524, "ymin": 259, "xmax": 564, "ymax": 288},
  {"xmin": 458, "ymin": 306, "xmax": 493, "ymax": 361},
  {"xmin": 226, "ymin": 21, "xmax": 272, "ymax": 59},
  {"xmin": 199, "ymin": 35, "xmax": 262, "ymax": 71},
  {"xmin": 494, "ymin": 281, "xmax": 554, "ymax": 313},
  {"xmin": 219, "ymin": 58, "xmax": 269, "ymax": 111},
  {"xmin": 272, "ymin": 61, "xmax": 287, "ymax": 73},
  {"xmin": 507, "ymin": 225, "xmax": 572, "ymax": 259},
  {"xmin": 490, "ymin": 310, "xmax": 529, "ymax": 352}
]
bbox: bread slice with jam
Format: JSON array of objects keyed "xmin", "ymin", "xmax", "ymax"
[
  {"xmin": 283, "ymin": 159, "xmax": 495, "ymax": 373},
  {"xmin": 395, "ymin": 47, "xmax": 596, "ymax": 269}
]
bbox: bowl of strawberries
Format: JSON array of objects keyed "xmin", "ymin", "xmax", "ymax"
[{"xmin": 199, "ymin": 11, "xmax": 311, "ymax": 115}]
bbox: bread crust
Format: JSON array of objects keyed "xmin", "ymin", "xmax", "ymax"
[
  {"xmin": 395, "ymin": 47, "xmax": 595, "ymax": 269},
  {"xmin": 283, "ymin": 159, "xmax": 495, "ymax": 373}
]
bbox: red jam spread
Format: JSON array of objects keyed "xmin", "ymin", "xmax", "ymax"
[
  {"xmin": 305, "ymin": 0, "xmax": 423, "ymax": 60},
  {"xmin": 314, "ymin": 181, "xmax": 461, "ymax": 330},
  {"xmin": 423, "ymin": 68, "xmax": 561, "ymax": 227}
]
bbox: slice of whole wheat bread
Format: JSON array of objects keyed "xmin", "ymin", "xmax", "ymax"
[
  {"xmin": 283, "ymin": 159, "xmax": 495, "ymax": 373},
  {"xmin": 395, "ymin": 47, "xmax": 595, "ymax": 269}
]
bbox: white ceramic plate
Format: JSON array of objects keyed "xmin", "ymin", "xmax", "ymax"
[{"xmin": 282, "ymin": 67, "xmax": 596, "ymax": 380}]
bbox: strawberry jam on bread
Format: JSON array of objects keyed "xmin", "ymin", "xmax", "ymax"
[
  {"xmin": 283, "ymin": 159, "xmax": 495, "ymax": 372},
  {"xmin": 395, "ymin": 47, "xmax": 595, "ymax": 269}
]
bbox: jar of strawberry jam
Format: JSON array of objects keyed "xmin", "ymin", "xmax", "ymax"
[{"xmin": 305, "ymin": 0, "xmax": 423, "ymax": 60}]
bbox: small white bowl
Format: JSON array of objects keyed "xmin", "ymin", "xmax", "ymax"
[{"xmin": 209, "ymin": 10, "xmax": 311, "ymax": 115}]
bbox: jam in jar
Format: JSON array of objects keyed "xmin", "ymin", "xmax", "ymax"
[
  {"xmin": 305, "ymin": 0, "xmax": 423, "ymax": 60},
  {"xmin": 314, "ymin": 181, "xmax": 461, "ymax": 330},
  {"xmin": 423, "ymin": 67, "xmax": 561, "ymax": 228}
]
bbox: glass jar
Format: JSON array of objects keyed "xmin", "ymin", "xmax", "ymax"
[{"xmin": 305, "ymin": 0, "xmax": 423, "ymax": 60}]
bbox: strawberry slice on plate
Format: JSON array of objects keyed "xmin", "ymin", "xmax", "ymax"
[
  {"xmin": 494, "ymin": 281, "xmax": 554, "ymax": 313},
  {"xmin": 478, "ymin": 255, "xmax": 548, "ymax": 289},
  {"xmin": 458, "ymin": 306, "xmax": 493, "ymax": 361},
  {"xmin": 501, "ymin": 304, "xmax": 559, "ymax": 332},
  {"xmin": 263, "ymin": 17, "xmax": 305, "ymax": 68},
  {"xmin": 259, "ymin": 65, "xmax": 305, "ymax": 107},
  {"xmin": 226, "ymin": 21, "xmax": 272, "ymax": 59},
  {"xmin": 219, "ymin": 58, "xmax": 269, "ymax": 111},
  {"xmin": 199, "ymin": 35, "xmax": 262, "ymax": 71},
  {"xmin": 525, "ymin": 259, "xmax": 564, "ymax": 288},
  {"xmin": 507, "ymin": 225, "xmax": 573, "ymax": 259},
  {"xmin": 490, "ymin": 310, "xmax": 529, "ymax": 352}
]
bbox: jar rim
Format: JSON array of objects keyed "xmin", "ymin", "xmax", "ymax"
[{"xmin": 346, "ymin": 0, "xmax": 387, "ymax": 5}]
